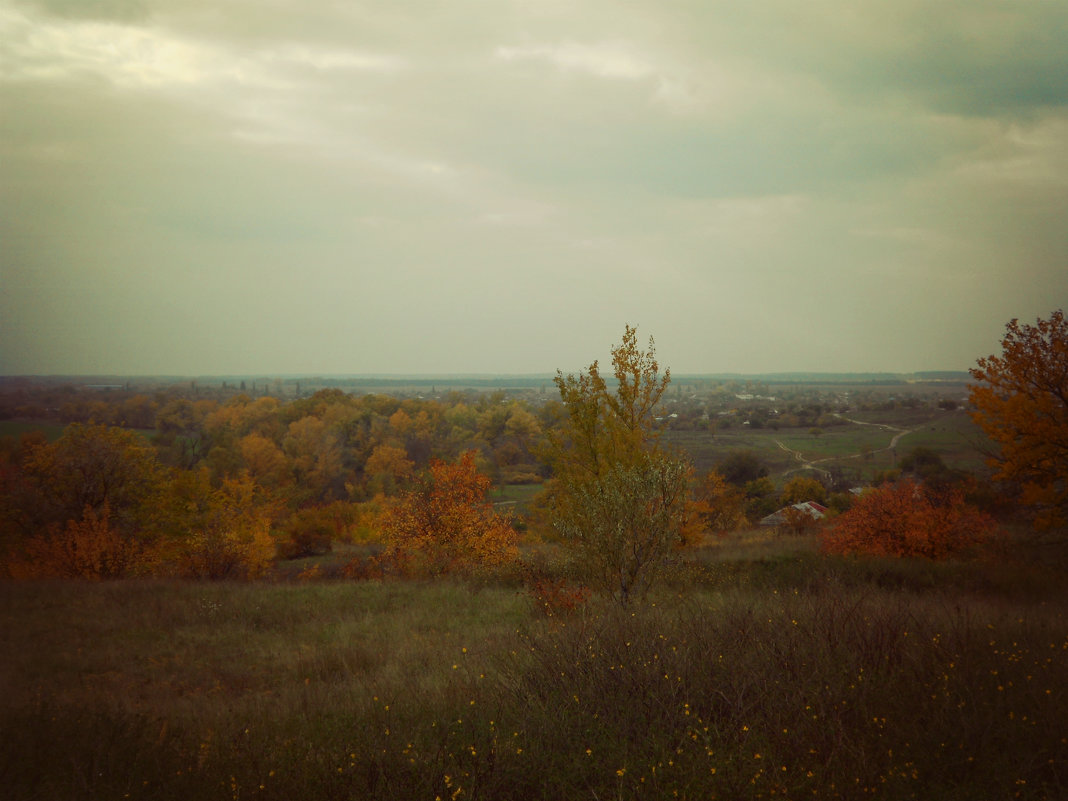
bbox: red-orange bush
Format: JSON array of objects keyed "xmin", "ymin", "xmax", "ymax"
[
  {"xmin": 528, "ymin": 577, "xmax": 591, "ymax": 616},
  {"xmin": 821, "ymin": 479, "xmax": 997, "ymax": 559},
  {"xmin": 5, "ymin": 506, "xmax": 142, "ymax": 579}
]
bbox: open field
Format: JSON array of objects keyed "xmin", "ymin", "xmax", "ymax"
[
  {"xmin": 0, "ymin": 419, "xmax": 70, "ymax": 442},
  {"xmin": 3, "ymin": 533, "xmax": 1066, "ymax": 801},
  {"xmin": 666, "ymin": 409, "xmax": 990, "ymax": 484}
]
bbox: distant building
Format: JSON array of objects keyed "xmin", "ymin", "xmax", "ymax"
[{"xmin": 759, "ymin": 501, "xmax": 829, "ymax": 527}]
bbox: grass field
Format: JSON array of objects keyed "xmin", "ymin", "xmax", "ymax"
[
  {"xmin": 666, "ymin": 409, "xmax": 990, "ymax": 484},
  {"xmin": 0, "ymin": 419, "xmax": 70, "ymax": 442},
  {"xmin": 3, "ymin": 532, "xmax": 1066, "ymax": 800}
]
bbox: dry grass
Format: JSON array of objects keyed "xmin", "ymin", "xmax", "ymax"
[{"xmin": 2, "ymin": 535, "xmax": 1066, "ymax": 800}]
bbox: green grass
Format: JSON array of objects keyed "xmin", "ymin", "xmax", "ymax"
[
  {"xmin": 0, "ymin": 419, "xmax": 70, "ymax": 442},
  {"xmin": 0, "ymin": 419, "xmax": 157, "ymax": 443},
  {"xmin": 3, "ymin": 537, "xmax": 1066, "ymax": 800},
  {"xmin": 666, "ymin": 410, "xmax": 992, "ymax": 485}
]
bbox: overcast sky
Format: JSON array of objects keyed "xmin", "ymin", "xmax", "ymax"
[{"xmin": 2, "ymin": 0, "xmax": 1066, "ymax": 377}]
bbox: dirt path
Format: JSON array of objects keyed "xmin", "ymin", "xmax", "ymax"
[
  {"xmin": 774, "ymin": 440, "xmax": 832, "ymax": 479},
  {"xmin": 775, "ymin": 415, "xmax": 917, "ymax": 478}
]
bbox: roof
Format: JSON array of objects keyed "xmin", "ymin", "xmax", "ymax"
[{"xmin": 759, "ymin": 501, "xmax": 828, "ymax": 527}]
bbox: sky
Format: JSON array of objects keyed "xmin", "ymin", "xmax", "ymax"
[{"xmin": 2, "ymin": 0, "xmax": 1066, "ymax": 377}]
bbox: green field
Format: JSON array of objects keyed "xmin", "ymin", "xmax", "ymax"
[
  {"xmin": 666, "ymin": 409, "xmax": 991, "ymax": 485},
  {"xmin": 3, "ymin": 534, "xmax": 1066, "ymax": 800},
  {"xmin": 0, "ymin": 419, "xmax": 70, "ymax": 442}
]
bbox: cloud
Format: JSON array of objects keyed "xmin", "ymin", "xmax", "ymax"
[
  {"xmin": 1, "ymin": 0, "xmax": 1066, "ymax": 375},
  {"xmin": 495, "ymin": 41, "xmax": 656, "ymax": 80}
]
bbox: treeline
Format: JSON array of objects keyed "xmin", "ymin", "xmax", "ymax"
[
  {"xmin": 0, "ymin": 387, "xmax": 557, "ymax": 577},
  {"xmin": 0, "ymin": 376, "xmax": 1008, "ymax": 583}
]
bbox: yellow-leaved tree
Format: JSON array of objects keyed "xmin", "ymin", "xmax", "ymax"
[
  {"xmin": 379, "ymin": 451, "xmax": 518, "ymax": 575},
  {"xmin": 969, "ymin": 310, "xmax": 1068, "ymax": 528},
  {"xmin": 544, "ymin": 326, "xmax": 691, "ymax": 604}
]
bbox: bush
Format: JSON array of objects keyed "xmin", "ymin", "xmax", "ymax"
[
  {"xmin": 821, "ymin": 478, "xmax": 997, "ymax": 559},
  {"xmin": 277, "ymin": 510, "xmax": 334, "ymax": 560},
  {"xmin": 4, "ymin": 506, "xmax": 142, "ymax": 580}
]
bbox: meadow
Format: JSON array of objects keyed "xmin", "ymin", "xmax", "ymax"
[
  {"xmin": 3, "ymin": 533, "xmax": 1065, "ymax": 801},
  {"xmin": 666, "ymin": 408, "xmax": 988, "ymax": 481}
]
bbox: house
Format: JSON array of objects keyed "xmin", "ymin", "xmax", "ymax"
[{"xmin": 759, "ymin": 501, "xmax": 829, "ymax": 527}]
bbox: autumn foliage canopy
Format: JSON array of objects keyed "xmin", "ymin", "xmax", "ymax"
[
  {"xmin": 969, "ymin": 309, "xmax": 1068, "ymax": 528},
  {"xmin": 379, "ymin": 451, "xmax": 518, "ymax": 574},
  {"xmin": 821, "ymin": 479, "xmax": 996, "ymax": 559}
]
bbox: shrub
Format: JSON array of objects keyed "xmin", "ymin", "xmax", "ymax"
[
  {"xmin": 277, "ymin": 509, "xmax": 334, "ymax": 560},
  {"xmin": 821, "ymin": 478, "xmax": 997, "ymax": 559},
  {"xmin": 4, "ymin": 505, "xmax": 142, "ymax": 580},
  {"xmin": 526, "ymin": 577, "xmax": 590, "ymax": 616}
]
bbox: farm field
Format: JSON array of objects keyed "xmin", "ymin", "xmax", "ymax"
[
  {"xmin": 3, "ymin": 534, "xmax": 1066, "ymax": 801},
  {"xmin": 665, "ymin": 408, "xmax": 990, "ymax": 483}
]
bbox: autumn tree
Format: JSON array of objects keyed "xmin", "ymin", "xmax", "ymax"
[
  {"xmin": 19, "ymin": 423, "xmax": 162, "ymax": 537},
  {"xmin": 378, "ymin": 451, "xmax": 518, "ymax": 574},
  {"xmin": 5, "ymin": 505, "xmax": 143, "ymax": 580},
  {"xmin": 821, "ymin": 479, "xmax": 996, "ymax": 559},
  {"xmin": 544, "ymin": 326, "xmax": 691, "ymax": 604},
  {"xmin": 780, "ymin": 474, "xmax": 827, "ymax": 506},
  {"xmin": 969, "ymin": 309, "xmax": 1068, "ymax": 528},
  {"xmin": 364, "ymin": 443, "xmax": 415, "ymax": 497},
  {"xmin": 157, "ymin": 471, "xmax": 277, "ymax": 580},
  {"xmin": 689, "ymin": 469, "xmax": 748, "ymax": 534}
]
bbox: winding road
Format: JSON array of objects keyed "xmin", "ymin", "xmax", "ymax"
[{"xmin": 774, "ymin": 415, "xmax": 916, "ymax": 477}]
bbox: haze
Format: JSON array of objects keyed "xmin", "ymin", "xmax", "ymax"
[{"xmin": 2, "ymin": 0, "xmax": 1066, "ymax": 377}]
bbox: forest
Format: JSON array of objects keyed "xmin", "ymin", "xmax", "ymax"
[{"xmin": 1, "ymin": 313, "xmax": 1065, "ymax": 800}]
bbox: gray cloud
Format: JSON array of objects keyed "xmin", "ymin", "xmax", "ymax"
[{"xmin": 2, "ymin": 0, "xmax": 1066, "ymax": 376}]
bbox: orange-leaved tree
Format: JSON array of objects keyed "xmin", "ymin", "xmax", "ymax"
[
  {"xmin": 5, "ymin": 505, "xmax": 143, "ymax": 580},
  {"xmin": 379, "ymin": 451, "xmax": 517, "ymax": 574},
  {"xmin": 969, "ymin": 309, "xmax": 1068, "ymax": 528},
  {"xmin": 688, "ymin": 469, "xmax": 748, "ymax": 536},
  {"xmin": 821, "ymin": 479, "xmax": 996, "ymax": 559}
]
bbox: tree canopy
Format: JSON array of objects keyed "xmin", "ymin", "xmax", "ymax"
[
  {"xmin": 545, "ymin": 326, "xmax": 690, "ymax": 604},
  {"xmin": 969, "ymin": 309, "xmax": 1068, "ymax": 528}
]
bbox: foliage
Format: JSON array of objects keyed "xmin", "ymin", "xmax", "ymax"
[
  {"xmin": 689, "ymin": 469, "xmax": 749, "ymax": 534},
  {"xmin": 526, "ymin": 576, "xmax": 591, "ymax": 617},
  {"xmin": 779, "ymin": 474, "xmax": 827, "ymax": 506},
  {"xmin": 545, "ymin": 326, "xmax": 691, "ymax": 603},
  {"xmin": 552, "ymin": 452, "xmax": 691, "ymax": 603},
  {"xmin": 379, "ymin": 451, "xmax": 518, "ymax": 574},
  {"xmin": 18, "ymin": 423, "xmax": 162, "ymax": 537},
  {"xmin": 898, "ymin": 446, "xmax": 947, "ymax": 479},
  {"xmin": 778, "ymin": 504, "xmax": 823, "ymax": 536},
  {"xmin": 716, "ymin": 449, "xmax": 769, "ymax": 485},
  {"xmin": 277, "ymin": 509, "xmax": 335, "ymax": 560},
  {"xmin": 821, "ymin": 478, "xmax": 997, "ymax": 559},
  {"xmin": 164, "ymin": 473, "xmax": 278, "ymax": 580},
  {"xmin": 4, "ymin": 505, "xmax": 143, "ymax": 580},
  {"xmin": 969, "ymin": 309, "xmax": 1068, "ymax": 528}
]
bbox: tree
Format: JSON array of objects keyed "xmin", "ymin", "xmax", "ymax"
[
  {"xmin": 689, "ymin": 469, "xmax": 748, "ymax": 534},
  {"xmin": 20, "ymin": 423, "xmax": 162, "ymax": 537},
  {"xmin": 5, "ymin": 505, "xmax": 143, "ymax": 580},
  {"xmin": 969, "ymin": 310, "xmax": 1068, "ymax": 528},
  {"xmin": 544, "ymin": 326, "xmax": 691, "ymax": 604},
  {"xmin": 379, "ymin": 451, "xmax": 518, "ymax": 574},
  {"xmin": 780, "ymin": 475, "xmax": 827, "ymax": 506},
  {"xmin": 716, "ymin": 450, "xmax": 768, "ymax": 486},
  {"xmin": 821, "ymin": 479, "xmax": 996, "ymax": 559},
  {"xmin": 158, "ymin": 471, "xmax": 277, "ymax": 580}
]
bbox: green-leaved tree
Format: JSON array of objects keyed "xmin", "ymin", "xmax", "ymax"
[{"xmin": 544, "ymin": 326, "xmax": 690, "ymax": 604}]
